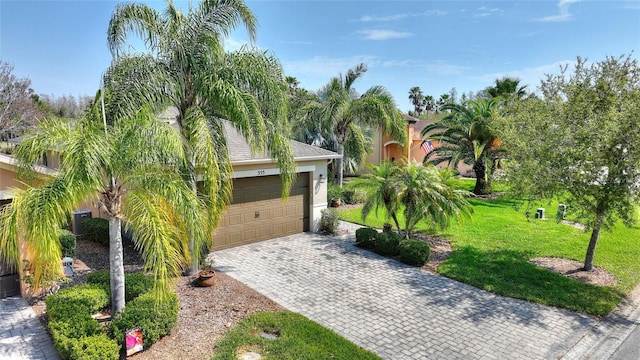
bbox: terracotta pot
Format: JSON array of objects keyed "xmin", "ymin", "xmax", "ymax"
[
  {"xmin": 196, "ymin": 270, "xmax": 217, "ymax": 287},
  {"xmin": 331, "ymin": 198, "xmax": 341, "ymax": 207}
]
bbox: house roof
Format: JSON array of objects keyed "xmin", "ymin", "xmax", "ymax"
[{"xmin": 222, "ymin": 121, "xmax": 340, "ymax": 165}]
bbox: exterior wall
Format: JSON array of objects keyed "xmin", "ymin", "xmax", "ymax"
[{"xmin": 231, "ymin": 159, "xmax": 328, "ymax": 232}]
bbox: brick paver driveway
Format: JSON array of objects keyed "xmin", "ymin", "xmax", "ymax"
[{"xmin": 214, "ymin": 227, "xmax": 596, "ymax": 359}]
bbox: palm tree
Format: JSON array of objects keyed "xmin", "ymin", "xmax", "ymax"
[
  {"xmin": 436, "ymin": 93, "xmax": 451, "ymax": 113},
  {"xmin": 298, "ymin": 63, "xmax": 406, "ymax": 186},
  {"xmin": 105, "ymin": 0, "xmax": 295, "ymax": 273},
  {"xmin": 0, "ymin": 102, "xmax": 204, "ymax": 315},
  {"xmin": 408, "ymin": 86, "xmax": 425, "ymax": 116},
  {"xmin": 351, "ymin": 161, "xmax": 402, "ymax": 231},
  {"xmin": 421, "ymin": 98, "xmax": 503, "ymax": 195},
  {"xmin": 485, "ymin": 77, "xmax": 528, "ymax": 101},
  {"xmin": 424, "ymin": 95, "xmax": 435, "ymax": 117},
  {"xmin": 393, "ymin": 162, "xmax": 471, "ymax": 237}
]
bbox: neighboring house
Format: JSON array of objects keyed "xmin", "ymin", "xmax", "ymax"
[
  {"xmin": 365, "ymin": 114, "xmax": 473, "ymax": 176},
  {"xmin": 365, "ymin": 114, "xmax": 433, "ymax": 166},
  {"xmin": 0, "ymin": 122, "xmax": 339, "ymax": 298}
]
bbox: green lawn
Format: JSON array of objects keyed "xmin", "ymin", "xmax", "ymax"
[
  {"xmin": 212, "ymin": 311, "xmax": 380, "ymax": 360},
  {"xmin": 338, "ymin": 198, "xmax": 640, "ymax": 316}
]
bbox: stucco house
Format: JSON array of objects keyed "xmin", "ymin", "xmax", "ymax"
[
  {"xmin": 0, "ymin": 121, "xmax": 339, "ymax": 298},
  {"xmin": 365, "ymin": 114, "xmax": 473, "ymax": 176}
]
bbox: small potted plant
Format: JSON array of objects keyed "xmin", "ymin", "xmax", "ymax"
[{"xmin": 195, "ymin": 255, "xmax": 217, "ymax": 287}]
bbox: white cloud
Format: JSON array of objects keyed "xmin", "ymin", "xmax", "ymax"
[
  {"xmin": 380, "ymin": 59, "xmax": 468, "ymax": 76},
  {"xmin": 357, "ymin": 29, "xmax": 413, "ymax": 40},
  {"xmin": 536, "ymin": 0, "xmax": 582, "ymax": 22},
  {"xmin": 473, "ymin": 60, "xmax": 576, "ymax": 91},
  {"xmin": 282, "ymin": 55, "xmax": 379, "ymax": 79},
  {"xmin": 474, "ymin": 6, "xmax": 502, "ymax": 18},
  {"xmin": 355, "ymin": 10, "xmax": 447, "ymax": 23}
]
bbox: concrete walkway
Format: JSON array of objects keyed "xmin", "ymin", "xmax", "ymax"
[
  {"xmin": 214, "ymin": 224, "xmax": 597, "ymax": 360},
  {"xmin": 0, "ymin": 296, "xmax": 59, "ymax": 360}
]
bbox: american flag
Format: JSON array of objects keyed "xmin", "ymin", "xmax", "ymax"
[{"xmin": 421, "ymin": 140, "xmax": 434, "ymax": 153}]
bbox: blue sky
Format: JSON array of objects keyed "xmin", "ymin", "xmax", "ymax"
[{"xmin": 1, "ymin": 0, "xmax": 638, "ymax": 112}]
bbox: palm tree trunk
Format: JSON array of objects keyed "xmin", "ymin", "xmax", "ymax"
[
  {"xmin": 187, "ymin": 157, "xmax": 199, "ymax": 276},
  {"xmin": 336, "ymin": 142, "xmax": 345, "ymax": 187},
  {"xmin": 109, "ymin": 216, "xmax": 126, "ymax": 316},
  {"xmin": 584, "ymin": 208, "xmax": 606, "ymax": 271},
  {"xmin": 473, "ymin": 160, "xmax": 491, "ymax": 195}
]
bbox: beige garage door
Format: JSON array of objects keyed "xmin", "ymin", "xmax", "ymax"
[{"xmin": 212, "ymin": 173, "xmax": 309, "ymax": 250}]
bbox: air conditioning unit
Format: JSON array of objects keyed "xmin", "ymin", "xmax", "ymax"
[{"xmin": 72, "ymin": 209, "xmax": 92, "ymax": 235}]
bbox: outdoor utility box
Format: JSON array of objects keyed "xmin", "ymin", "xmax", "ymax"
[
  {"xmin": 72, "ymin": 209, "xmax": 92, "ymax": 235},
  {"xmin": 535, "ymin": 208, "xmax": 545, "ymax": 219},
  {"xmin": 557, "ymin": 204, "xmax": 567, "ymax": 220}
]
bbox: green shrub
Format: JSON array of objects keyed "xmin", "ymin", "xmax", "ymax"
[
  {"xmin": 87, "ymin": 270, "xmax": 155, "ymax": 302},
  {"xmin": 399, "ymin": 240, "xmax": 431, "ymax": 266},
  {"xmin": 49, "ymin": 315, "xmax": 104, "ymax": 359},
  {"xmin": 58, "ymin": 230, "xmax": 76, "ymax": 258},
  {"xmin": 82, "ymin": 218, "xmax": 109, "ymax": 245},
  {"xmin": 327, "ymin": 183, "xmax": 342, "ymax": 202},
  {"xmin": 46, "ymin": 284, "xmax": 109, "ymax": 320},
  {"xmin": 67, "ymin": 334, "xmax": 119, "ymax": 360},
  {"xmin": 124, "ymin": 272, "xmax": 154, "ymax": 302},
  {"xmin": 109, "ymin": 290, "xmax": 178, "ymax": 349},
  {"xmin": 374, "ymin": 231, "xmax": 402, "ymax": 256},
  {"xmin": 355, "ymin": 228, "xmax": 378, "ymax": 249},
  {"xmin": 318, "ymin": 208, "xmax": 340, "ymax": 235}
]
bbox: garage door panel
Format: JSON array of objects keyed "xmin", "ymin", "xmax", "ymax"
[{"xmin": 212, "ymin": 174, "xmax": 309, "ymax": 251}]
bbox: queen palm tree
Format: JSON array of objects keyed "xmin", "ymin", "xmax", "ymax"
[
  {"xmin": 105, "ymin": 0, "xmax": 295, "ymax": 273},
  {"xmin": 297, "ymin": 63, "xmax": 406, "ymax": 186},
  {"xmin": 421, "ymin": 98, "xmax": 503, "ymax": 195},
  {"xmin": 0, "ymin": 101, "xmax": 204, "ymax": 315}
]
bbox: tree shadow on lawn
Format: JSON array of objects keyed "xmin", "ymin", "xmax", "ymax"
[{"xmin": 435, "ymin": 247, "xmax": 625, "ymax": 318}]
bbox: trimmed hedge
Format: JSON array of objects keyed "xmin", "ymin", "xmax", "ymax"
[
  {"xmin": 59, "ymin": 230, "xmax": 76, "ymax": 258},
  {"xmin": 109, "ymin": 290, "xmax": 178, "ymax": 349},
  {"xmin": 67, "ymin": 334, "xmax": 119, "ymax": 360},
  {"xmin": 45, "ymin": 284, "xmax": 118, "ymax": 360},
  {"xmin": 47, "ymin": 272, "xmax": 176, "ymax": 359},
  {"xmin": 374, "ymin": 231, "xmax": 402, "ymax": 256},
  {"xmin": 87, "ymin": 270, "xmax": 155, "ymax": 302},
  {"xmin": 45, "ymin": 284, "xmax": 110, "ymax": 319},
  {"xmin": 355, "ymin": 228, "xmax": 378, "ymax": 249},
  {"xmin": 81, "ymin": 218, "xmax": 109, "ymax": 245},
  {"xmin": 399, "ymin": 240, "xmax": 431, "ymax": 266}
]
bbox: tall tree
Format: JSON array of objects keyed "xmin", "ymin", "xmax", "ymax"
[
  {"xmin": 498, "ymin": 55, "xmax": 640, "ymax": 271},
  {"xmin": 0, "ymin": 60, "xmax": 41, "ymax": 139},
  {"xmin": 298, "ymin": 63, "xmax": 406, "ymax": 186},
  {"xmin": 408, "ymin": 86, "xmax": 425, "ymax": 116},
  {"xmin": 106, "ymin": 0, "xmax": 295, "ymax": 273},
  {"xmin": 0, "ymin": 102, "xmax": 205, "ymax": 315},
  {"xmin": 485, "ymin": 77, "xmax": 528, "ymax": 101},
  {"xmin": 421, "ymin": 98, "xmax": 504, "ymax": 195}
]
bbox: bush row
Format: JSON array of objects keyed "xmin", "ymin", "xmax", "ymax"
[
  {"xmin": 45, "ymin": 285, "xmax": 118, "ymax": 360},
  {"xmin": 81, "ymin": 218, "xmax": 109, "ymax": 245},
  {"xmin": 46, "ymin": 271, "xmax": 177, "ymax": 359},
  {"xmin": 355, "ymin": 227, "xmax": 431, "ymax": 266}
]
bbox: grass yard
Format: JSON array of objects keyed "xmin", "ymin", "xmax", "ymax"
[
  {"xmin": 338, "ymin": 197, "xmax": 640, "ymax": 316},
  {"xmin": 212, "ymin": 311, "xmax": 381, "ymax": 360}
]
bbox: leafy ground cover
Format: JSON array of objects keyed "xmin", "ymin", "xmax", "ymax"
[
  {"xmin": 338, "ymin": 196, "xmax": 640, "ymax": 316},
  {"xmin": 212, "ymin": 311, "xmax": 381, "ymax": 360}
]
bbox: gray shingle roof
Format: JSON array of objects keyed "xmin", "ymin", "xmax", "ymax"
[{"xmin": 222, "ymin": 121, "xmax": 340, "ymax": 164}]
